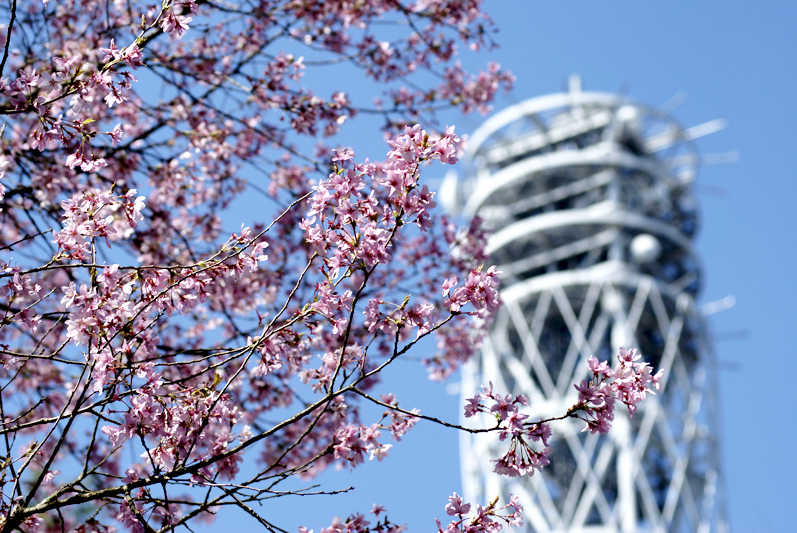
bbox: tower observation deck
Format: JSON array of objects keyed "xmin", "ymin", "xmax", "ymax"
[{"xmin": 446, "ymin": 79, "xmax": 728, "ymax": 532}]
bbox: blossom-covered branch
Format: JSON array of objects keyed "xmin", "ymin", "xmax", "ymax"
[{"xmin": 0, "ymin": 1, "xmax": 660, "ymax": 532}]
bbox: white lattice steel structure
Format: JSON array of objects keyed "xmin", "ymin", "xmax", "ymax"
[{"xmin": 445, "ymin": 79, "xmax": 728, "ymax": 533}]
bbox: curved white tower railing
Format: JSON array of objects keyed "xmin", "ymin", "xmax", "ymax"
[{"xmin": 448, "ymin": 80, "xmax": 728, "ymax": 533}]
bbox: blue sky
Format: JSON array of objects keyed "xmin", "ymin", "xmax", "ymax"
[{"xmin": 207, "ymin": 2, "xmax": 797, "ymax": 532}]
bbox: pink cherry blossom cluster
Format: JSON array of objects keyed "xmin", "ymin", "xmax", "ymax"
[
  {"xmin": 377, "ymin": 394, "xmax": 420, "ymax": 442},
  {"xmin": 464, "ymin": 384, "xmax": 552, "ymax": 478},
  {"xmin": 0, "ymin": 0, "xmax": 512, "ymax": 199},
  {"xmin": 160, "ymin": 0, "xmax": 198, "ymax": 38},
  {"xmin": 116, "ymin": 498, "xmax": 177, "ymax": 533},
  {"xmin": 332, "ymin": 423, "xmax": 393, "ymax": 465},
  {"xmin": 0, "ymin": 262, "xmax": 44, "ymax": 334},
  {"xmin": 572, "ymin": 347, "xmax": 664, "ymax": 434},
  {"xmin": 301, "ymin": 124, "xmax": 459, "ymax": 268},
  {"xmin": 53, "ymin": 188, "xmax": 145, "ymax": 260},
  {"xmin": 442, "ymin": 265, "xmax": 501, "ymax": 318},
  {"xmin": 99, "ymin": 41, "xmax": 145, "ymax": 71},
  {"xmin": 439, "ymin": 62, "xmax": 516, "ymax": 115},
  {"xmin": 52, "ymin": 212, "xmax": 268, "ymax": 399},
  {"xmin": 435, "ymin": 492, "xmax": 523, "ymax": 533},
  {"xmin": 384, "ymin": 62, "xmax": 514, "ymax": 120},
  {"xmin": 0, "ymin": 264, "xmax": 42, "ymax": 302},
  {"xmin": 462, "ymin": 348, "xmax": 662, "ymax": 478},
  {"xmin": 295, "ymin": 126, "xmax": 468, "ymax": 358},
  {"xmin": 101, "ymin": 367, "xmax": 251, "ymax": 481},
  {"xmin": 301, "ymin": 504, "xmax": 406, "ymax": 533},
  {"xmin": 303, "ymin": 492, "xmax": 524, "ymax": 533}
]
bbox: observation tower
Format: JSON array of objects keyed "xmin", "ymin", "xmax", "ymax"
[{"xmin": 443, "ymin": 77, "xmax": 728, "ymax": 532}]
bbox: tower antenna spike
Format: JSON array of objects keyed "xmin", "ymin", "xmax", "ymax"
[{"xmin": 657, "ymin": 91, "xmax": 688, "ymax": 115}]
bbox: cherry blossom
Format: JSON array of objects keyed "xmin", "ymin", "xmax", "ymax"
[
  {"xmin": 0, "ymin": 1, "xmax": 658, "ymax": 532},
  {"xmin": 461, "ymin": 348, "xmax": 662, "ymax": 479}
]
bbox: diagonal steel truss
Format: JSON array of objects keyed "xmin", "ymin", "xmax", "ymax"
[{"xmin": 448, "ymin": 79, "xmax": 728, "ymax": 532}]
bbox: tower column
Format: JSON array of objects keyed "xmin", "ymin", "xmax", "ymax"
[{"xmin": 453, "ymin": 85, "xmax": 726, "ymax": 532}]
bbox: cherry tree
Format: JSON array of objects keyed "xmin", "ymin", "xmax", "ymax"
[{"xmin": 0, "ymin": 1, "xmax": 662, "ymax": 532}]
